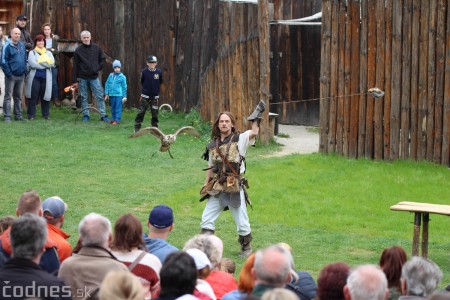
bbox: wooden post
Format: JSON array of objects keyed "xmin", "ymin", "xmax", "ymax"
[
  {"xmin": 421, "ymin": 213, "xmax": 429, "ymax": 258},
  {"xmin": 258, "ymin": 0, "xmax": 270, "ymax": 145},
  {"xmin": 320, "ymin": 0, "xmax": 332, "ymax": 153},
  {"xmin": 412, "ymin": 212, "xmax": 421, "ymax": 256}
]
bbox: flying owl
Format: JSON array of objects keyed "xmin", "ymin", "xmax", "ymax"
[{"xmin": 129, "ymin": 126, "xmax": 200, "ymax": 158}]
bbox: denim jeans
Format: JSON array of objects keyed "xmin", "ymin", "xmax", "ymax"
[
  {"xmin": 78, "ymin": 77, "xmax": 106, "ymax": 117},
  {"xmin": 51, "ymin": 67, "xmax": 59, "ymax": 99},
  {"xmin": 110, "ymin": 96, "xmax": 123, "ymax": 122},
  {"xmin": 3, "ymin": 75, "xmax": 24, "ymax": 119}
]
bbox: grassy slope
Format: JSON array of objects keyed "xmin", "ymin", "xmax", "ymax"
[{"xmin": 0, "ymin": 107, "xmax": 448, "ymax": 285}]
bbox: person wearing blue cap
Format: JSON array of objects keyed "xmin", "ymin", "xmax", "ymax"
[
  {"xmin": 104, "ymin": 59, "xmax": 127, "ymax": 124},
  {"xmin": 143, "ymin": 205, "xmax": 179, "ymax": 263},
  {"xmin": 42, "ymin": 196, "xmax": 72, "ymax": 262},
  {"xmin": 134, "ymin": 55, "xmax": 163, "ymax": 132}
]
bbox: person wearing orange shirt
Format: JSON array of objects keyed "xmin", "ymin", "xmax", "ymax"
[{"xmin": 42, "ymin": 196, "xmax": 72, "ymax": 262}]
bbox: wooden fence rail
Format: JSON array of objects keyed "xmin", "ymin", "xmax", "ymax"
[{"xmin": 320, "ymin": 0, "xmax": 450, "ymax": 167}]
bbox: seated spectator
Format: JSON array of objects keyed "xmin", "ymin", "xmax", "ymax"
[
  {"xmin": 154, "ymin": 251, "xmax": 198, "ymax": 300},
  {"xmin": 316, "ymin": 262, "xmax": 350, "ymax": 300},
  {"xmin": 379, "ymin": 246, "xmax": 407, "ymax": 300},
  {"xmin": 399, "ymin": 256, "xmax": 442, "ymax": 299},
  {"xmin": 261, "ymin": 288, "xmax": 299, "ymax": 300},
  {"xmin": 43, "ymin": 196, "xmax": 72, "ymax": 262},
  {"xmin": 0, "ymin": 213, "xmax": 70, "ymax": 299},
  {"xmin": 143, "ymin": 205, "xmax": 179, "ymax": 263},
  {"xmin": 99, "ymin": 270, "xmax": 145, "ymax": 300},
  {"xmin": 219, "ymin": 257, "xmax": 236, "ymax": 275},
  {"xmin": 111, "ymin": 213, "xmax": 161, "ymax": 299},
  {"xmin": 0, "ymin": 190, "xmax": 60, "ymax": 273},
  {"xmin": 223, "ymin": 253, "xmax": 256, "ymax": 300},
  {"xmin": 184, "ymin": 234, "xmax": 237, "ymax": 299},
  {"xmin": 58, "ymin": 213, "xmax": 129, "ymax": 300},
  {"xmin": 343, "ymin": 264, "xmax": 388, "ymax": 300},
  {"xmin": 0, "ymin": 215, "xmax": 14, "ymax": 234},
  {"xmin": 0, "ymin": 215, "xmax": 15, "ymax": 267},
  {"xmin": 278, "ymin": 242, "xmax": 317, "ymax": 300},
  {"xmin": 186, "ymin": 248, "xmax": 217, "ymax": 300},
  {"xmin": 251, "ymin": 244, "xmax": 292, "ymax": 298},
  {"xmin": 428, "ymin": 293, "xmax": 450, "ymax": 300}
]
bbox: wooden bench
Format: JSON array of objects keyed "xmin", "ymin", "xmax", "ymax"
[{"xmin": 390, "ymin": 201, "xmax": 450, "ymax": 257}]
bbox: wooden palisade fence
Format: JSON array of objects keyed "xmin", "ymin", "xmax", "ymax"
[{"xmin": 320, "ymin": 0, "xmax": 450, "ymax": 167}]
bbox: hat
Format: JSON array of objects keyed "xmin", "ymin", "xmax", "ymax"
[
  {"xmin": 146, "ymin": 55, "xmax": 157, "ymax": 63},
  {"xmin": 43, "ymin": 196, "xmax": 68, "ymax": 219},
  {"xmin": 112, "ymin": 60, "xmax": 122, "ymax": 68},
  {"xmin": 149, "ymin": 205, "xmax": 173, "ymax": 228},
  {"xmin": 16, "ymin": 15, "xmax": 27, "ymax": 21},
  {"xmin": 186, "ymin": 248, "xmax": 212, "ymax": 270}
]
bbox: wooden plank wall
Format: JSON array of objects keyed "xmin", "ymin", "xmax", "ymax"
[
  {"xmin": 197, "ymin": 2, "xmax": 264, "ymax": 134},
  {"xmin": 320, "ymin": 0, "xmax": 450, "ymax": 166},
  {"xmin": 270, "ymin": 0, "xmax": 322, "ymax": 126}
]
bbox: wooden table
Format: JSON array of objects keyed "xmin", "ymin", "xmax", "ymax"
[{"xmin": 390, "ymin": 201, "xmax": 450, "ymax": 257}]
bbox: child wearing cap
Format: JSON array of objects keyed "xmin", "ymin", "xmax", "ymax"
[
  {"xmin": 104, "ymin": 59, "xmax": 127, "ymax": 124},
  {"xmin": 133, "ymin": 55, "xmax": 163, "ymax": 132}
]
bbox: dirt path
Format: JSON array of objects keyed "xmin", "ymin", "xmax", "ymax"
[{"xmin": 269, "ymin": 124, "xmax": 320, "ymax": 157}]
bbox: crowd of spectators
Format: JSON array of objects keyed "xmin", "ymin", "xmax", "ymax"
[{"xmin": 0, "ymin": 190, "xmax": 448, "ymax": 300}]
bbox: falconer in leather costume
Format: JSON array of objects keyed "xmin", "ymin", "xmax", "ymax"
[{"xmin": 200, "ymin": 100, "xmax": 265, "ymax": 257}]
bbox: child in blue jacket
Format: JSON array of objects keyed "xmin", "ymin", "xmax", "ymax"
[{"xmin": 104, "ymin": 60, "xmax": 127, "ymax": 124}]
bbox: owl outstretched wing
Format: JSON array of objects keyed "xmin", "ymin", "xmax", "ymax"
[
  {"xmin": 174, "ymin": 126, "xmax": 201, "ymax": 138},
  {"xmin": 129, "ymin": 127, "xmax": 165, "ymax": 140}
]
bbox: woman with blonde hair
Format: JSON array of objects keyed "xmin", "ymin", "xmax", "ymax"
[
  {"xmin": 41, "ymin": 23, "xmax": 60, "ymax": 106},
  {"xmin": 99, "ymin": 270, "xmax": 144, "ymax": 300}
]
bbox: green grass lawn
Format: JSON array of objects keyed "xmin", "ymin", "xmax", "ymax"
[{"xmin": 0, "ymin": 106, "xmax": 449, "ymax": 286}]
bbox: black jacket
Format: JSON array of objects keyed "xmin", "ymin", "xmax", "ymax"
[
  {"xmin": 0, "ymin": 258, "xmax": 71, "ymax": 299},
  {"xmin": 72, "ymin": 42, "xmax": 105, "ymax": 82}
]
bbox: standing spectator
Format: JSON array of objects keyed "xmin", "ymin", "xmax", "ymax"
[
  {"xmin": 99, "ymin": 270, "xmax": 145, "ymax": 300},
  {"xmin": 0, "ymin": 190, "xmax": 60, "ymax": 273},
  {"xmin": 251, "ymin": 244, "xmax": 292, "ymax": 298},
  {"xmin": 1, "ymin": 27, "xmax": 27, "ymax": 122},
  {"xmin": 343, "ymin": 264, "xmax": 388, "ymax": 300},
  {"xmin": 0, "ymin": 25, "xmax": 7, "ymax": 112},
  {"xmin": 143, "ymin": 204, "xmax": 179, "ymax": 263},
  {"xmin": 15, "ymin": 14, "xmax": 33, "ymax": 51},
  {"xmin": 199, "ymin": 101, "xmax": 264, "ymax": 257},
  {"xmin": 42, "ymin": 23, "xmax": 61, "ymax": 107},
  {"xmin": 111, "ymin": 213, "xmax": 161, "ymax": 300},
  {"xmin": 0, "ymin": 214, "xmax": 70, "ymax": 300},
  {"xmin": 399, "ymin": 257, "xmax": 442, "ymax": 299},
  {"xmin": 134, "ymin": 55, "xmax": 163, "ymax": 132},
  {"xmin": 154, "ymin": 251, "xmax": 198, "ymax": 300},
  {"xmin": 316, "ymin": 262, "xmax": 350, "ymax": 300},
  {"xmin": 72, "ymin": 30, "xmax": 109, "ymax": 122},
  {"xmin": 58, "ymin": 213, "xmax": 128, "ymax": 300},
  {"xmin": 42, "ymin": 196, "xmax": 72, "ymax": 262},
  {"xmin": 379, "ymin": 246, "xmax": 408, "ymax": 300},
  {"xmin": 104, "ymin": 59, "xmax": 127, "ymax": 124},
  {"xmin": 25, "ymin": 34, "xmax": 55, "ymax": 120}
]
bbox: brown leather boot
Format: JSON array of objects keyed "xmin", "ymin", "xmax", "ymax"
[
  {"xmin": 54, "ymin": 98, "xmax": 61, "ymax": 107},
  {"xmin": 238, "ymin": 233, "xmax": 253, "ymax": 258}
]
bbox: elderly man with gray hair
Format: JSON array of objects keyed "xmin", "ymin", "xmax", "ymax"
[
  {"xmin": 344, "ymin": 264, "xmax": 389, "ymax": 300},
  {"xmin": 0, "ymin": 214, "xmax": 70, "ymax": 299},
  {"xmin": 398, "ymin": 256, "xmax": 443, "ymax": 300},
  {"xmin": 251, "ymin": 244, "xmax": 292, "ymax": 298},
  {"xmin": 58, "ymin": 213, "xmax": 128, "ymax": 300}
]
